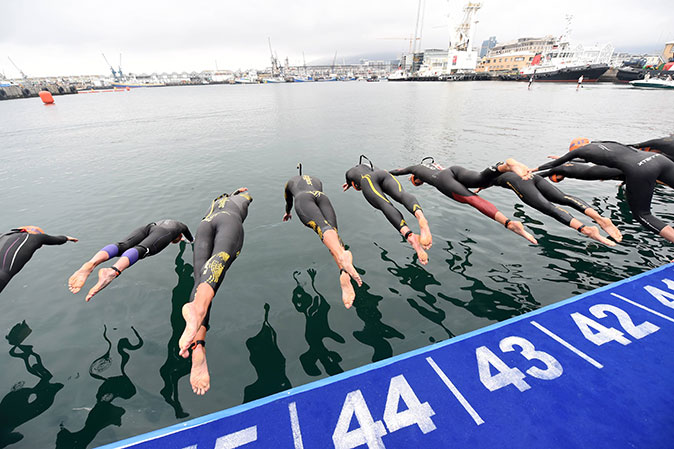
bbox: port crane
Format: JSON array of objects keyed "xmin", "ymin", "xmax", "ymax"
[
  {"xmin": 101, "ymin": 52, "xmax": 119, "ymax": 80},
  {"xmin": 7, "ymin": 57, "xmax": 28, "ymax": 80},
  {"xmin": 267, "ymin": 37, "xmax": 280, "ymax": 77}
]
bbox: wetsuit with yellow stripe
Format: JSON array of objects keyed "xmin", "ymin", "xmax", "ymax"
[
  {"xmin": 0, "ymin": 230, "xmax": 68, "ymax": 293},
  {"xmin": 389, "ymin": 164, "xmax": 500, "ymax": 219},
  {"xmin": 492, "ymin": 173, "xmax": 592, "ymax": 226},
  {"xmin": 285, "ymin": 175, "xmax": 337, "ymax": 240},
  {"xmin": 345, "ymin": 165, "xmax": 422, "ymax": 232},
  {"xmin": 193, "ymin": 190, "xmax": 252, "ymax": 327}
]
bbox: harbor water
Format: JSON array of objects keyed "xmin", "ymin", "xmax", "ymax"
[{"xmin": 0, "ymin": 81, "xmax": 672, "ymax": 448}]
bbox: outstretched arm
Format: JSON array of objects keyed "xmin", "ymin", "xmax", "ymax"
[
  {"xmin": 40, "ymin": 234, "xmax": 74, "ymax": 245},
  {"xmin": 389, "ymin": 166, "xmax": 416, "ymax": 176},
  {"xmin": 180, "ymin": 224, "xmax": 194, "ymax": 243},
  {"xmin": 535, "ymin": 150, "xmax": 585, "ymax": 172},
  {"xmin": 283, "ymin": 182, "xmax": 293, "ymax": 220}
]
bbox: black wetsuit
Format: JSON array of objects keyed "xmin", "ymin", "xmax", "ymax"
[
  {"xmin": 538, "ymin": 162, "xmax": 624, "ymax": 182},
  {"xmin": 105, "ymin": 220, "xmax": 193, "ymax": 264},
  {"xmin": 345, "ymin": 165, "xmax": 422, "ymax": 232},
  {"xmin": 491, "ymin": 173, "xmax": 592, "ymax": 226},
  {"xmin": 389, "ymin": 164, "xmax": 501, "ymax": 218},
  {"xmin": 632, "ymin": 136, "xmax": 674, "ymax": 161},
  {"xmin": 285, "ymin": 175, "xmax": 338, "ymax": 240},
  {"xmin": 193, "ymin": 190, "xmax": 252, "ymax": 327},
  {"xmin": 538, "ymin": 141, "xmax": 674, "ymax": 233},
  {"xmin": 0, "ymin": 230, "xmax": 68, "ymax": 293}
]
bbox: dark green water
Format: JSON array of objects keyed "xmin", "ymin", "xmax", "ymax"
[{"xmin": 0, "ymin": 82, "xmax": 672, "ymax": 448}]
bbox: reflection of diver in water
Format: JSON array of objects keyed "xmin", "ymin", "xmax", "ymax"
[
  {"xmin": 159, "ymin": 242, "xmax": 194, "ymax": 419},
  {"xmin": 374, "ymin": 243, "xmax": 454, "ymax": 339},
  {"xmin": 243, "ymin": 303, "xmax": 291, "ymax": 403},
  {"xmin": 439, "ymin": 238, "xmax": 540, "ymax": 321},
  {"xmin": 352, "ymin": 281, "xmax": 404, "ymax": 363},
  {"xmin": 291, "ymin": 269, "xmax": 345, "ymax": 376},
  {"xmin": 1, "ymin": 321, "xmax": 64, "ymax": 448},
  {"xmin": 56, "ymin": 326, "xmax": 143, "ymax": 449}
]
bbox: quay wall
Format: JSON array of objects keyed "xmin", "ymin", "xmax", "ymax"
[{"xmin": 0, "ymin": 83, "xmax": 78, "ymax": 101}]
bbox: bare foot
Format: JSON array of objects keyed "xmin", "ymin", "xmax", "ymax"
[
  {"xmin": 580, "ymin": 225, "xmax": 616, "ymax": 247},
  {"xmin": 179, "ymin": 303, "xmax": 200, "ymax": 358},
  {"xmin": 190, "ymin": 344, "xmax": 210, "ymax": 395},
  {"xmin": 69, "ymin": 262, "xmax": 95, "ymax": 294},
  {"xmin": 338, "ymin": 250, "xmax": 362, "ymax": 286},
  {"xmin": 84, "ymin": 268, "xmax": 118, "ymax": 302},
  {"xmin": 595, "ymin": 217, "xmax": 622, "ymax": 242},
  {"xmin": 507, "ymin": 221, "xmax": 538, "ymax": 244},
  {"xmin": 418, "ymin": 217, "xmax": 432, "ymax": 250},
  {"xmin": 340, "ymin": 271, "xmax": 356, "ymax": 309},
  {"xmin": 504, "ymin": 158, "xmax": 532, "ymax": 180},
  {"xmin": 407, "ymin": 233, "xmax": 428, "ymax": 265}
]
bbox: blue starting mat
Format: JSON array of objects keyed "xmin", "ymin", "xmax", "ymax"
[{"xmin": 98, "ymin": 264, "xmax": 674, "ymax": 449}]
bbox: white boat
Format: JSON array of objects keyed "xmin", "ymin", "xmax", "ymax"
[
  {"xmin": 263, "ymin": 77, "xmax": 286, "ymax": 84},
  {"xmin": 629, "ymin": 76, "xmax": 674, "ymax": 89}
]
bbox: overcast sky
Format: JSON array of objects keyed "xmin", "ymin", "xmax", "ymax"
[{"xmin": 2, "ymin": 0, "xmax": 672, "ymax": 77}]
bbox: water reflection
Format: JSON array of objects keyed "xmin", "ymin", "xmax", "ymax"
[
  {"xmin": 440, "ymin": 238, "xmax": 540, "ymax": 321},
  {"xmin": 55, "ymin": 326, "xmax": 143, "ymax": 449},
  {"xmin": 159, "ymin": 242, "xmax": 193, "ymax": 419},
  {"xmin": 0, "ymin": 321, "xmax": 63, "ymax": 448},
  {"xmin": 243, "ymin": 303, "xmax": 291, "ymax": 403},
  {"xmin": 375, "ymin": 243, "xmax": 454, "ymax": 339},
  {"xmin": 352, "ymin": 277, "xmax": 404, "ymax": 363},
  {"xmin": 291, "ymin": 269, "xmax": 345, "ymax": 376}
]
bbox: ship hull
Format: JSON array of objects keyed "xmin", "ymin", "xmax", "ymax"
[{"xmin": 520, "ymin": 64, "xmax": 609, "ymax": 82}]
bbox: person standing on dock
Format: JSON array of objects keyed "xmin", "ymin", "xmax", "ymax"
[
  {"xmin": 388, "ymin": 159, "xmax": 537, "ymax": 244},
  {"xmin": 1, "ymin": 227, "xmax": 78, "ymax": 293},
  {"xmin": 283, "ymin": 166, "xmax": 362, "ymax": 308},
  {"xmin": 68, "ymin": 220, "xmax": 193, "ymax": 301},
  {"xmin": 178, "ymin": 188, "xmax": 251, "ymax": 396},
  {"xmin": 344, "ymin": 156, "xmax": 432, "ymax": 265},
  {"xmin": 531, "ymin": 138, "xmax": 674, "ymax": 243}
]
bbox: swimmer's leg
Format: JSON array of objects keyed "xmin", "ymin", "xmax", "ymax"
[
  {"xmin": 180, "ymin": 283, "xmax": 215, "ymax": 358},
  {"xmin": 568, "ymin": 218, "xmax": 616, "ymax": 247},
  {"xmin": 535, "ymin": 176, "xmax": 622, "ymax": 242},
  {"xmin": 493, "ymin": 211, "xmax": 538, "ymax": 244},
  {"xmin": 70, "ymin": 224, "xmax": 150, "ymax": 294},
  {"xmin": 69, "ymin": 250, "xmax": 110, "ymax": 293},
  {"xmin": 382, "ymin": 174, "xmax": 432, "ymax": 249},
  {"xmin": 189, "ymin": 326, "xmax": 210, "ymax": 396},
  {"xmin": 84, "ymin": 248, "xmax": 140, "ymax": 301},
  {"xmin": 401, "ymin": 225, "xmax": 428, "ymax": 265}
]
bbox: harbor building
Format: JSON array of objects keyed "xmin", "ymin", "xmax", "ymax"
[
  {"xmin": 663, "ymin": 41, "xmax": 674, "ymax": 61},
  {"xmin": 476, "ymin": 36, "xmax": 557, "ymax": 72}
]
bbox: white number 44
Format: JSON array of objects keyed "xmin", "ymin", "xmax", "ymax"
[{"xmin": 332, "ymin": 375, "xmax": 436, "ymax": 449}]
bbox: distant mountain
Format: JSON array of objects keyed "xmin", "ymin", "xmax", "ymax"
[{"xmin": 308, "ymin": 52, "xmax": 402, "ymax": 65}]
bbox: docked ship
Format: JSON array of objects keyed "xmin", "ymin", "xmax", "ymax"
[{"xmin": 519, "ymin": 41, "xmax": 613, "ymax": 82}]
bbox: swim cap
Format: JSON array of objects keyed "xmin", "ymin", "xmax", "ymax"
[
  {"xmin": 18, "ymin": 226, "xmax": 44, "ymax": 234},
  {"xmin": 549, "ymin": 174, "xmax": 565, "ymax": 183},
  {"xmin": 569, "ymin": 138, "xmax": 590, "ymax": 152},
  {"xmin": 409, "ymin": 175, "xmax": 424, "ymax": 186}
]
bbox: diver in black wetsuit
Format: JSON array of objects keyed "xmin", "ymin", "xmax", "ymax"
[
  {"xmin": 533, "ymin": 138, "xmax": 674, "ymax": 243},
  {"xmin": 178, "ymin": 188, "xmax": 252, "ymax": 396},
  {"xmin": 0, "ymin": 226, "xmax": 77, "ymax": 294},
  {"xmin": 389, "ymin": 159, "xmax": 537, "ymax": 244},
  {"xmin": 69, "ymin": 219, "xmax": 192, "ymax": 301},
  {"xmin": 632, "ymin": 136, "xmax": 674, "ymax": 161},
  {"xmin": 484, "ymin": 172, "xmax": 620, "ymax": 245},
  {"xmin": 283, "ymin": 168, "xmax": 362, "ymax": 308},
  {"xmin": 343, "ymin": 156, "xmax": 432, "ymax": 264}
]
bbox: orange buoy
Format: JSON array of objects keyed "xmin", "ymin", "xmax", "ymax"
[{"xmin": 39, "ymin": 90, "xmax": 55, "ymax": 104}]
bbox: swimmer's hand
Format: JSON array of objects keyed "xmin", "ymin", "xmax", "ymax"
[
  {"xmin": 66, "ymin": 236, "xmax": 78, "ymax": 242},
  {"xmin": 547, "ymin": 155, "xmax": 560, "ymax": 159},
  {"xmin": 342, "ymin": 183, "xmax": 351, "ymax": 191},
  {"xmin": 181, "ymin": 236, "xmax": 193, "ymax": 243},
  {"xmin": 234, "ymin": 187, "xmax": 248, "ymax": 195},
  {"xmin": 283, "ymin": 213, "xmax": 292, "ymax": 222},
  {"xmin": 474, "ymin": 188, "xmax": 483, "ymax": 194}
]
